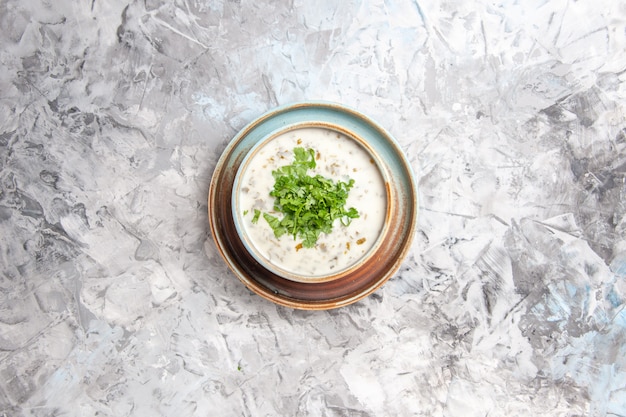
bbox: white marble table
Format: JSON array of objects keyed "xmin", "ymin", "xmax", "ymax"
[{"xmin": 1, "ymin": 0, "xmax": 625, "ymax": 415}]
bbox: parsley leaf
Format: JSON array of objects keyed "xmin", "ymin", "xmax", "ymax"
[
  {"xmin": 261, "ymin": 147, "xmax": 359, "ymax": 248},
  {"xmin": 262, "ymin": 213, "xmax": 287, "ymax": 238},
  {"xmin": 251, "ymin": 209, "xmax": 261, "ymax": 224}
]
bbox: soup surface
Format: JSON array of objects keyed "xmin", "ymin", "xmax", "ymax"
[{"xmin": 236, "ymin": 127, "xmax": 387, "ymax": 277}]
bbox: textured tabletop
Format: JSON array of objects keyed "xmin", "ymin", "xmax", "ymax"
[{"xmin": 1, "ymin": 1, "xmax": 625, "ymax": 416}]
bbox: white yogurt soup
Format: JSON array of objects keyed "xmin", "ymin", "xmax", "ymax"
[{"xmin": 235, "ymin": 126, "xmax": 387, "ymax": 278}]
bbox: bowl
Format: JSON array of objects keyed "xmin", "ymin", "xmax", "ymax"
[
  {"xmin": 232, "ymin": 123, "xmax": 389, "ymax": 283},
  {"xmin": 208, "ymin": 102, "xmax": 417, "ymax": 310}
]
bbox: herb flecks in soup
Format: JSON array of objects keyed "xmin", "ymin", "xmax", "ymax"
[{"xmin": 238, "ymin": 127, "xmax": 386, "ymax": 277}]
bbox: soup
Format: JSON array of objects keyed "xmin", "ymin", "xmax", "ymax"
[{"xmin": 235, "ymin": 127, "xmax": 387, "ymax": 278}]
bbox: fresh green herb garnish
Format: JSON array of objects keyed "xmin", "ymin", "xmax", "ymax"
[
  {"xmin": 251, "ymin": 209, "xmax": 261, "ymax": 224},
  {"xmin": 243, "ymin": 210, "xmax": 248, "ymax": 216},
  {"xmin": 260, "ymin": 147, "xmax": 359, "ymax": 248}
]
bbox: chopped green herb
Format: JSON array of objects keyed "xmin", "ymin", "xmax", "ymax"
[
  {"xmin": 261, "ymin": 147, "xmax": 359, "ymax": 248},
  {"xmin": 243, "ymin": 210, "xmax": 249, "ymax": 216},
  {"xmin": 251, "ymin": 209, "xmax": 261, "ymax": 224},
  {"xmin": 263, "ymin": 212, "xmax": 287, "ymax": 237}
]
